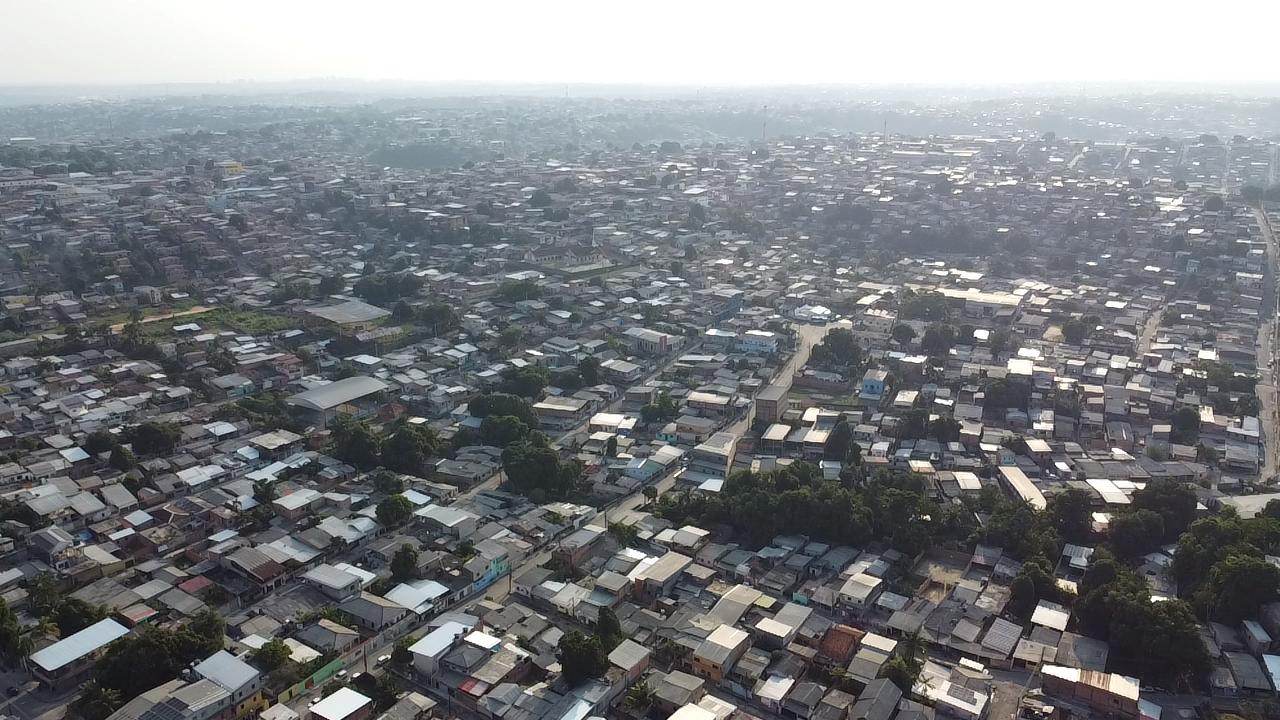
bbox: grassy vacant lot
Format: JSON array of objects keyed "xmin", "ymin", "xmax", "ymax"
[{"xmin": 123, "ymin": 307, "xmax": 295, "ymax": 338}]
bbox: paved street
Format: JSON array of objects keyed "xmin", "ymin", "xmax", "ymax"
[{"xmin": 1254, "ymin": 206, "xmax": 1279, "ymax": 482}]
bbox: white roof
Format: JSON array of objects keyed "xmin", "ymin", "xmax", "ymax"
[
  {"xmin": 1031, "ymin": 600, "xmax": 1070, "ymax": 631},
  {"xmin": 669, "ymin": 706, "xmax": 717, "ymax": 720},
  {"xmin": 310, "ymin": 687, "xmax": 373, "ymax": 720},
  {"xmin": 409, "ymin": 620, "xmax": 473, "ymax": 660},
  {"xmin": 29, "ymin": 618, "xmax": 128, "ymax": 672},
  {"xmin": 384, "ymin": 579, "xmax": 449, "ymax": 615}
]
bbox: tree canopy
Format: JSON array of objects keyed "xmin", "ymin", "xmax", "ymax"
[
  {"xmin": 557, "ymin": 631, "xmax": 608, "ymax": 686},
  {"xmin": 331, "ymin": 417, "xmax": 382, "ymax": 469},
  {"xmin": 354, "ymin": 272, "xmax": 423, "ymax": 306},
  {"xmin": 381, "ymin": 424, "xmax": 441, "ymax": 475},
  {"xmin": 501, "ymin": 439, "xmax": 581, "ymax": 500},
  {"xmin": 376, "ymin": 495, "xmax": 414, "ymax": 528}
]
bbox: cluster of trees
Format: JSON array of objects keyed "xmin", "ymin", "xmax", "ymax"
[
  {"xmin": 641, "ymin": 392, "xmax": 680, "ymax": 424},
  {"xmin": 1169, "ymin": 406, "xmax": 1201, "ymax": 446},
  {"xmin": 883, "ymin": 221, "xmax": 1024, "ymax": 257},
  {"xmin": 28, "ymin": 573, "xmax": 108, "ymax": 637},
  {"xmin": 391, "ymin": 545, "xmax": 420, "ymax": 582},
  {"xmin": 376, "ymin": 494, "xmax": 414, "ymax": 528},
  {"xmin": 354, "ymin": 272, "xmax": 423, "ymax": 306},
  {"xmin": 657, "ymin": 463, "xmax": 974, "ymax": 554},
  {"xmin": 1187, "ymin": 361, "xmax": 1261, "ymax": 417},
  {"xmin": 982, "ymin": 377, "xmax": 1032, "ymax": 412},
  {"xmin": 1242, "ymin": 185, "xmax": 1280, "ymax": 207},
  {"xmin": 1174, "ymin": 508, "xmax": 1280, "ymax": 624},
  {"xmin": 83, "ymin": 429, "xmax": 136, "ymax": 471},
  {"xmin": 1061, "ymin": 315, "xmax": 1100, "ymax": 345},
  {"xmin": 470, "ymin": 393, "xmax": 539, "ymax": 427},
  {"xmin": 499, "ymin": 366, "xmax": 550, "ymax": 399},
  {"xmin": 897, "ymin": 290, "xmax": 951, "ymax": 322},
  {"xmin": 501, "ymin": 436, "xmax": 583, "ymax": 502},
  {"xmin": 1009, "ymin": 481, "xmax": 1205, "ymax": 689},
  {"xmin": 557, "ymin": 607, "xmax": 625, "ymax": 686},
  {"xmin": 497, "ymin": 279, "xmax": 543, "ymax": 302},
  {"xmin": 1076, "ymin": 550, "xmax": 1209, "ymax": 690},
  {"xmin": 451, "ymin": 393, "xmax": 543, "ymax": 453},
  {"xmin": 330, "ymin": 417, "xmax": 442, "ymax": 476},
  {"xmin": 391, "ymin": 302, "xmax": 459, "ymax": 336},
  {"xmin": 0, "ymin": 597, "xmax": 35, "ymax": 664},
  {"xmin": 920, "ymin": 324, "xmax": 957, "ymax": 356},
  {"xmin": 76, "ymin": 611, "xmax": 225, "ymax": 720},
  {"xmin": 807, "ymin": 328, "xmax": 864, "ymax": 377},
  {"xmin": 214, "ymin": 392, "xmax": 302, "ymax": 432},
  {"xmin": 126, "ymin": 421, "xmax": 181, "ymax": 455}
]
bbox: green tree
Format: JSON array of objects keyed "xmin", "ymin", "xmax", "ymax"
[
  {"xmin": 1047, "ymin": 488, "xmax": 1094, "ymax": 545},
  {"xmin": 370, "ymin": 469, "xmax": 405, "ymax": 494},
  {"xmin": 391, "ymin": 300, "xmax": 415, "ymax": 322},
  {"xmin": 250, "ymin": 638, "xmax": 291, "ymax": 671},
  {"xmin": 920, "ymin": 324, "xmax": 956, "ymax": 355},
  {"xmin": 84, "ymin": 430, "xmax": 117, "ymax": 455},
  {"xmin": 480, "ymin": 415, "xmax": 531, "ymax": 447},
  {"xmin": 825, "ymin": 418, "xmax": 852, "ymax": 460},
  {"xmin": 1198, "ymin": 555, "xmax": 1280, "ymax": 624},
  {"xmin": 390, "ymin": 545, "xmax": 419, "ymax": 582},
  {"xmin": 530, "ymin": 189, "xmax": 552, "ymax": 208},
  {"xmin": 1007, "ymin": 559, "xmax": 1060, "ymax": 620},
  {"xmin": 640, "ymin": 393, "xmax": 679, "ymax": 424},
  {"xmin": 318, "ymin": 275, "xmax": 345, "ymax": 295},
  {"xmin": 499, "ymin": 366, "xmax": 550, "ymax": 399},
  {"xmin": 896, "ymin": 409, "xmax": 928, "ymax": 440},
  {"xmin": 108, "ymin": 445, "xmax": 135, "ymax": 472},
  {"xmin": 879, "ymin": 649, "xmax": 922, "ymax": 693},
  {"xmin": 470, "ymin": 393, "xmax": 538, "ymax": 426},
  {"xmin": 252, "ymin": 479, "xmax": 277, "ymax": 505},
  {"xmin": 928, "ymin": 416, "xmax": 961, "ymax": 444},
  {"xmin": 1131, "ymin": 480, "xmax": 1197, "ymax": 543},
  {"xmin": 391, "ymin": 635, "xmax": 416, "ymax": 665},
  {"xmin": 418, "ymin": 303, "xmax": 459, "ymax": 336},
  {"xmin": 381, "ymin": 424, "xmax": 441, "ymax": 475},
  {"xmin": 1110, "ymin": 509, "xmax": 1164, "ymax": 558},
  {"xmin": 129, "ymin": 421, "xmax": 179, "ymax": 455},
  {"xmin": 331, "ymin": 417, "xmax": 382, "ymax": 469},
  {"xmin": 376, "ymin": 495, "xmax": 414, "ymax": 528},
  {"xmin": 1169, "ymin": 407, "xmax": 1200, "ymax": 445},
  {"xmin": 622, "ymin": 682, "xmax": 655, "ymax": 711},
  {"xmin": 499, "ymin": 326, "xmax": 525, "ymax": 348},
  {"xmin": 595, "ymin": 607, "xmax": 624, "ymax": 651},
  {"xmin": 557, "ymin": 631, "xmax": 608, "ymax": 686},
  {"xmin": 53, "ymin": 598, "xmax": 106, "ymax": 636},
  {"xmin": 502, "ymin": 440, "xmax": 580, "ymax": 499},
  {"xmin": 808, "ymin": 328, "xmax": 862, "ymax": 373},
  {"xmin": 497, "ymin": 279, "xmax": 543, "ymax": 302},
  {"xmin": 72, "ymin": 682, "xmax": 123, "ymax": 720},
  {"xmin": 1062, "ymin": 316, "xmax": 1099, "ymax": 345},
  {"xmin": 890, "ymin": 324, "xmax": 917, "ymax": 345},
  {"xmin": 578, "ymin": 356, "xmax": 601, "ymax": 385}
]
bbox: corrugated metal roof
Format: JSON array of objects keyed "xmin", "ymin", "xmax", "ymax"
[{"xmin": 29, "ymin": 618, "xmax": 128, "ymax": 671}]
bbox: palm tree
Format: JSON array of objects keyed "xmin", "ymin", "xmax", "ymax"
[
  {"xmin": 15, "ymin": 634, "xmax": 33, "ymax": 672},
  {"xmin": 30, "ymin": 617, "xmax": 59, "ymax": 643},
  {"xmin": 623, "ymin": 682, "xmax": 655, "ymax": 712}
]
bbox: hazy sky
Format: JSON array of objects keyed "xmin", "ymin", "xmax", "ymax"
[{"xmin": 2, "ymin": 0, "xmax": 1277, "ymax": 87}]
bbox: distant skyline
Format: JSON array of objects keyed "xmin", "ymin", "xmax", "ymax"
[{"xmin": 2, "ymin": 0, "xmax": 1278, "ymax": 88}]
